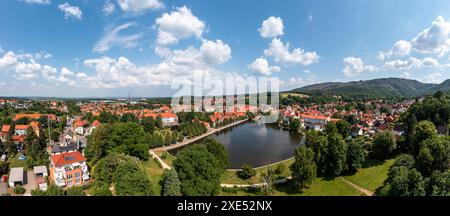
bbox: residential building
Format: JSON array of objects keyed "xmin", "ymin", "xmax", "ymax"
[{"xmin": 50, "ymin": 151, "xmax": 89, "ymax": 187}]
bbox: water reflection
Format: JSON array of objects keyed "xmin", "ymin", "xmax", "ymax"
[{"xmin": 171, "ymin": 122, "xmax": 302, "ymax": 169}]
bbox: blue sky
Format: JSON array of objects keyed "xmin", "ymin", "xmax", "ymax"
[{"xmin": 1, "ymin": 0, "xmax": 450, "ymax": 97}]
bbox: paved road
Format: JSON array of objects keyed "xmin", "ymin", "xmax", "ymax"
[{"xmin": 23, "ymin": 170, "xmax": 36, "ymax": 196}]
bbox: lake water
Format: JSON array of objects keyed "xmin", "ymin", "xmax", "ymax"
[{"xmin": 171, "ymin": 122, "xmax": 302, "ymax": 169}]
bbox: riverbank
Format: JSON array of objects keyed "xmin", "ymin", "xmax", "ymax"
[
  {"xmin": 149, "ymin": 118, "xmax": 250, "ymax": 170},
  {"xmin": 154, "ymin": 118, "xmax": 249, "ymax": 153}
]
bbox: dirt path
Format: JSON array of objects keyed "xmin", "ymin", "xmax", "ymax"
[
  {"xmin": 149, "ymin": 150, "xmax": 171, "ymax": 170},
  {"xmin": 340, "ymin": 177, "xmax": 374, "ymax": 196}
]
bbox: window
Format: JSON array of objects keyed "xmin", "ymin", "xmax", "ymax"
[
  {"xmin": 75, "ymin": 172, "xmax": 80, "ymax": 177},
  {"xmin": 75, "ymin": 178, "xmax": 81, "ymax": 184}
]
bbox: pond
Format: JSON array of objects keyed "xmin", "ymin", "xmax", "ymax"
[{"xmin": 170, "ymin": 122, "xmax": 302, "ymax": 169}]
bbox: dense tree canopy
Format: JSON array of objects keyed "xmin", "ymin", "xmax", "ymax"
[
  {"xmin": 290, "ymin": 145, "xmax": 317, "ymax": 191},
  {"xmin": 173, "ymin": 145, "xmax": 222, "ymax": 196},
  {"xmin": 371, "ymin": 131, "xmax": 397, "ymax": 160}
]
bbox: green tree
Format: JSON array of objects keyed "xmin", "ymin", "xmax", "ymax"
[
  {"xmin": 305, "ymin": 131, "xmax": 328, "ymax": 175},
  {"xmin": 237, "ymin": 163, "xmax": 256, "ymax": 179},
  {"xmin": 346, "ymin": 139, "xmax": 365, "ymax": 173},
  {"xmin": 426, "ymin": 170, "xmax": 450, "ymax": 196},
  {"xmin": 413, "ymin": 120, "xmax": 437, "ymax": 155},
  {"xmin": 372, "ymin": 131, "xmax": 397, "ymax": 160},
  {"xmin": 161, "ymin": 169, "xmax": 182, "ymax": 196},
  {"xmin": 205, "ymin": 138, "xmax": 229, "ymax": 169},
  {"xmin": 324, "ymin": 133, "xmax": 347, "ymax": 176},
  {"xmin": 336, "ymin": 120, "xmax": 352, "ymax": 138},
  {"xmin": 324, "ymin": 122, "xmax": 338, "ymax": 134},
  {"xmin": 415, "ymin": 136, "xmax": 450, "ymax": 176},
  {"xmin": 112, "ymin": 161, "xmax": 153, "ymax": 196},
  {"xmin": 65, "ymin": 186, "xmax": 86, "ymax": 196},
  {"xmin": 290, "ymin": 145, "xmax": 317, "ymax": 191},
  {"xmin": 173, "ymin": 145, "xmax": 222, "ymax": 196}
]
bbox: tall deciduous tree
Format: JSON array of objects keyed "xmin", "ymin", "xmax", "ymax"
[
  {"xmin": 372, "ymin": 131, "xmax": 396, "ymax": 160},
  {"xmin": 290, "ymin": 145, "xmax": 317, "ymax": 191},
  {"xmin": 173, "ymin": 145, "xmax": 222, "ymax": 196}
]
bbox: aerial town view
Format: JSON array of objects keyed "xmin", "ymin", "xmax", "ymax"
[{"xmin": 1, "ymin": 0, "xmax": 450, "ymax": 212}]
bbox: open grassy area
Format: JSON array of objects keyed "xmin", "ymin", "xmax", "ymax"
[
  {"xmin": 8, "ymin": 154, "xmax": 29, "ymax": 170},
  {"xmin": 343, "ymin": 159, "xmax": 394, "ymax": 191},
  {"xmin": 220, "ymin": 159, "xmax": 393, "ymax": 196},
  {"xmin": 221, "ymin": 158, "xmax": 295, "ymax": 185},
  {"xmin": 219, "ymin": 177, "xmax": 362, "ymax": 196},
  {"xmin": 142, "ymin": 158, "xmax": 165, "ymax": 195},
  {"xmin": 159, "ymin": 151, "xmax": 176, "ymax": 167}
]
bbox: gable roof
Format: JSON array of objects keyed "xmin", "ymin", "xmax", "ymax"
[
  {"xmin": 1, "ymin": 125, "xmax": 10, "ymax": 133},
  {"xmin": 15, "ymin": 125, "xmax": 30, "ymax": 130},
  {"xmin": 50, "ymin": 151, "xmax": 85, "ymax": 167}
]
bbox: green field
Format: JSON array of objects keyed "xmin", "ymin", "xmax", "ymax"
[
  {"xmin": 219, "ymin": 177, "xmax": 362, "ymax": 196},
  {"xmin": 343, "ymin": 159, "xmax": 394, "ymax": 191},
  {"xmin": 220, "ymin": 159, "xmax": 393, "ymax": 196},
  {"xmin": 8, "ymin": 154, "xmax": 29, "ymax": 170},
  {"xmin": 142, "ymin": 158, "xmax": 165, "ymax": 195}
]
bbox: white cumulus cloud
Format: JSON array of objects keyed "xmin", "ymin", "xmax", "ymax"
[
  {"xmin": 155, "ymin": 6, "xmax": 205, "ymax": 45},
  {"xmin": 117, "ymin": 0, "xmax": 163, "ymax": 12},
  {"xmin": 199, "ymin": 39, "xmax": 231, "ymax": 65},
  {"xmin": 259, "ymin": 16, "xmax": 284, "ymax": 38},
  {"xmin": 248, "ymin": 57, "xmax": 280, "ymax": 76},
  {"xmin": 264, "ymin": 38, "xmax": 319, "ymax": 66},
  {"xmin": 342, "ymin": 57, "xmax": 378, "ymax": 77}
]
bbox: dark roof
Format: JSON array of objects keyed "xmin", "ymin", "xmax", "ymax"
[{"xmin": 51, "ymin": 142, "xmax": 79, "ymax": 154}]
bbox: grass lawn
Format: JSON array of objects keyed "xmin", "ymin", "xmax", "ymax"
[
  {"xmin": 159, "ymin": 151, "xmax": 176, "ymax": 167},
  {"xmin": 142, "ymin": 158, "xmax": 165, "ymax": 195},
  {"xmin": 274, "ymin": 177, "xmax": 362, "ymax": 196},
  {"xmin": 219, "ymin": 177, "xmax": 362, "ymax": 196},
  {"xmin": 221, "ymin": 158, "xmax": 295, "ymax": 185},
  {"xmin": 343, "ymin": 159, "xmax": 394, "ymax": 192},
  {"xmin": 8, "ymin": 154, "xmax": 29, "ymax": 170},
  {"xmin": 220, "ymin": 159, "xmax": 394, "ymax": 196}
]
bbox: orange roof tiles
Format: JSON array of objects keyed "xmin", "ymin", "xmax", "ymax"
[
  {"xmin": 50, "ymin": 151, "xmax": 86, "ymax": 167},
  {"xmin": 1, "ymin": 125, "xmax": 10, "ymax": 133},
  {"xmin": 15, "ymin": 125, "xmax": 30, "ymax": 130}
]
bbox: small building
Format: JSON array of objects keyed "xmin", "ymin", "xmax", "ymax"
[
  {"xmin": 8, "ymin": 167, "xmax": 24, "ymax": 187},
  {"xmin": 33, "ymin": 166, "xmax": 48, "ymax": 186}
]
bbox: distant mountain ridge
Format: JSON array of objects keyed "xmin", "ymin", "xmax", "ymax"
[{"xmin": 289, "ymin": 77, "xmax": 450, "ymax": 97}]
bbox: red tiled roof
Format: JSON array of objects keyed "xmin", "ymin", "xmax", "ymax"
[
  {"xmin": 299, "ymin": 114, "xmax": 329, "ymax": 120},
  {"xmin": 14, "ymin": 113, "xmax": 42, "ymax": 121},
  {"xmin": 1, "ymin": 125, "xmax": 10, "ymax": 133},
  {"xmin": 15, "ymin": 125, "xmax": 30, "ymax": 130},
  {"xmin": 74, "ymin": 120, "xmax": 88, "ymax": 128},
  {"xmin": 160, "ymin": 112, "xmax": 177, "ymax": 118},
  {"xmin": 92, "ymin": 120, "xmax": 101, "ymax": 127},
  {"xmin": 50, "ymin": 151, "xmax": 86, "ymax": 167}
]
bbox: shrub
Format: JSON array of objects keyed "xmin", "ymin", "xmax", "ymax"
[
  {"xmin": 14, "ymin": 185, "xmax": 26, "ymax": 194},
  {"xmin": 237, "ymin": 164, "xmax": 256, "ymax": 179}
]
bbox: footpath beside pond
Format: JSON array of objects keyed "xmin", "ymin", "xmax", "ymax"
[{"xmin": 149, "ymin": 118, "xmax": 249, "ymax": 170}]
